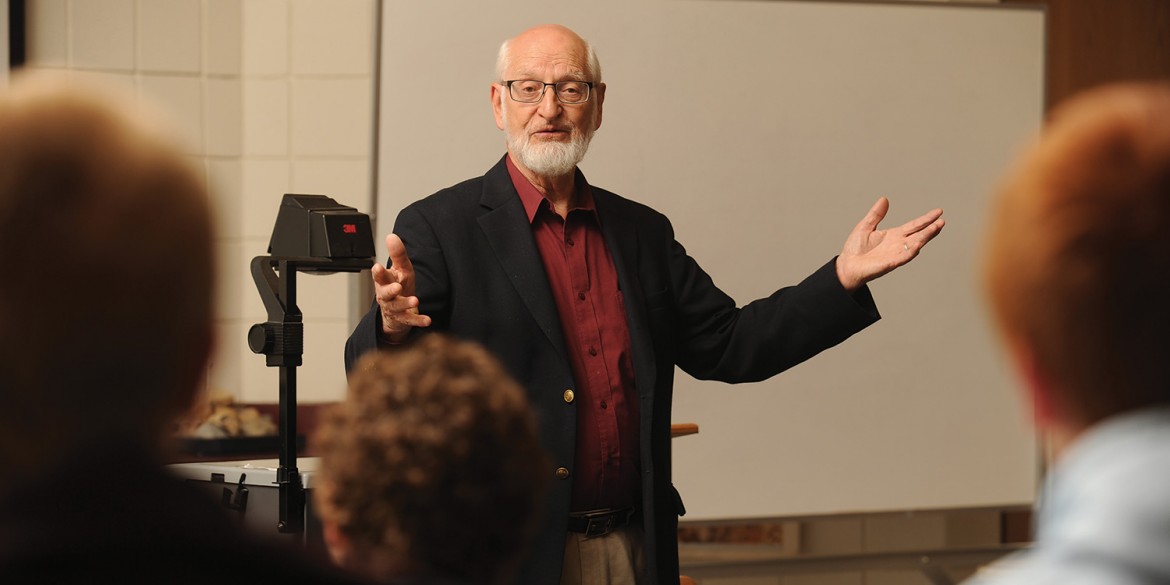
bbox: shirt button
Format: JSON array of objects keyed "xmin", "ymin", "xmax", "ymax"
[
  {"xmin": 563, "ymin": 389, "xmax": 575, "ymax": 403},
  {"xmin": 566, "ymin": 237, "xmax": 575, "ymax": 246},
  {"xmin": 556, "ymin": 467, "xmax": 570, "ymax": 480},
  {"xmin": 600, "ymin": 400, "xmax": 608, "ymax": 410},
  {"xmin": 588, "ymin": 347, "xmax": 597, "ymax": 357},
  {"xmin": 577, "ymin": 292, "xmax": 586, "ymax": 301}
]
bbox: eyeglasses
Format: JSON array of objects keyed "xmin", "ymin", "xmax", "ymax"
[{"xmin": 503, "ymin": 80, "xmax": 594, "ymax": 104}]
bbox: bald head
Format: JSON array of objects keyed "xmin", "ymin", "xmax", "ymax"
[{"xmin": 496, "ymin": 24, "xmax": 601, "ymax": 84}]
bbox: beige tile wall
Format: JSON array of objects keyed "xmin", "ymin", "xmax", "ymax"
[
  {"xmin": 1, "ymin": 1, "xmax": 10, "ymax": 84},
  {"xmin": 22, "ymin": 0, "xmax": 376, "ymax": 404}
]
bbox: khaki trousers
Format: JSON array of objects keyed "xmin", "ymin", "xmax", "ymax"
[{"xmin": 559, "ymin": 524, "xmax": 646, "ymax": 585}]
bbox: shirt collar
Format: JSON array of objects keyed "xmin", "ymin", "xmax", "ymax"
[{"xmin": 505, "ymin": 154, "xmax": 595, "ymax": 223}]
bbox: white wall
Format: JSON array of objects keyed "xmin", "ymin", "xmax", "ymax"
[
  {"xmin": 378, "ymin": 0, "xmax": 1044, "ymax": 519},
  {"xmin": 22, "ymin": 0, "xmax": 377, "ymax": 404}
]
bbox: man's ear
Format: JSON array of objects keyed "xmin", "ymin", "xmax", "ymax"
[
  {"xmin": 593, "ymin": 82, "xmax": 606, "ymax": 131},
  {"xmin": 1009, "ymin": 338, "xmax": 1058, "ymax": 430},
  {"xmin": 491, "ymin": 83, "xmax": 505, "ymax": 131},
  {"xmin": 1009, "ymin": 337, "xmax": 1086, "ymax": 460},
  {"xmin": 322, "ymin": 520, "xmax": 352, "ymax": 568},
  {"xmin": 174, "ymin": 323, "xmax": 215, "ymax": 422},
  {"xmin": 314, "ymin": 481, "xmax": 353, "ymax": 568}
]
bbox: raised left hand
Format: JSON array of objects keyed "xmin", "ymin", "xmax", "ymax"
[{"xmin": 835, "ymin": 197, "xmax": 945, "ymax": 291}]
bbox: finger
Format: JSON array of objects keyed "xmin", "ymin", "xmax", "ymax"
[
  {"xmin": 399, "ymin": 311, "xmax": 433, "ymax": 329},
  {"xmin": 900, "ymin": 208, "xmax": 944, "ymax": 236},
  {"xmin": 381, "ymin": 299, "xmax": 432, "ymax": 329},
  {"xmin": 904, "ymin": 218, "xmax": 946, "ymax": 254},
  {"xmin": 855, "ymin": 196, "xmax": 890, "ymax": 233},
  {"xmin": 375, "ymin": 281, "xmax": 407, "ymax": 304},
  {"xmin": 380, "ymin": 308, "xmax": 431, "ymax": 338},
  {"xmin": 385, "ymin": 233, "xmax": 414, "ymax": 274},
  {"xmin": 378, "ymin": 291, "xmax": 418, "ymax": 314},
  {"xmin": 916, "ymin": 218, "xmax": 946, "ymax": 244},
  {"xmin": 370, "ymin": 262, "xmax": 399, "ymax": 286}
]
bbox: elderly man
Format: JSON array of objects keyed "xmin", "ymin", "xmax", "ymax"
[
  {"xmin": 345, "ymin": 24, "xmax": 944, "ymax": 585},
  {"xmin": 971, "ymin": 83, "xmax": 1170, "ymax": 584},
  {"xmin": 0, "ymin": 73, "xmax": 363, "ymax": 585}
]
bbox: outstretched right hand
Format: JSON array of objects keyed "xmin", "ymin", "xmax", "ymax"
[{"xmin": 372, "ymin": 233, "xmax": 431, "ymax": 343}]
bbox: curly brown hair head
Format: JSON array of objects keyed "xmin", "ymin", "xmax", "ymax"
[
  {"xmin": 984, "ymin": 82, "xmax": 1170, "ymax": 428},
  {"xmin": 314, "ymin": 334, "xmax": 549, "ymax": 584}
]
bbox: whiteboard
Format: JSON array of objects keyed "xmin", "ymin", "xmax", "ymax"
[{"xmin": 377, "ymin": 0, "xmax": 1045, "ymax": 520}]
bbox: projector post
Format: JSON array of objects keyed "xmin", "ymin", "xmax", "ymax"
[{"xmin": 248, "ymin": 194, "xmax": 375, "ymax": 536}]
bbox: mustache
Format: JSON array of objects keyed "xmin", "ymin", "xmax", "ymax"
[{"xmin": 529, "ymin": 124, "xmax": 573, "ymax": 134}]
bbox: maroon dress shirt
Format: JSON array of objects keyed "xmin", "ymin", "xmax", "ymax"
[{"xmin": 506, "ymin": 156, "xmax": 641, "ymax": 512}]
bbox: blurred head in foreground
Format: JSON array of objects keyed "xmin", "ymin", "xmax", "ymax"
[
  {"xmin": 314, "ymin": 334, "xmax": 548, "ymax": 584},
  {"xmin": 0, "ymin": 72, "xmax": 214, "ymax": 489},
  {"xmin": 975, "ymin": 78, "xmax": 1170, "ymax": 585},
  {"xmin": 984, "ymin": 81, "xmax": 1170, "ymax": 451}
]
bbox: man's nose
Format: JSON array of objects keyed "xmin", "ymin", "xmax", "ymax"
[{"xmin": 537, "ymin": 85, "xmax": 563, "ymax": 118}]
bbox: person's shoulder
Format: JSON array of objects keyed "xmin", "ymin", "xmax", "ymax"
[
  {"xmin": 409, "ymin": 175, "xmax": 485, "ymax": 210},
  {"xmin": 404, "ymin": 157, "xmax": 512, "ymax": 216},
  {"xmin": 591, "ymin": 185, "xmax": 668, "ymax": 223},
  {"xmin": 0, "ymin": 549, "xmax": 372, "ymax": 585},
  {"xmin": 192, "ymin": 540, "xmax": 373, "ymax": 585},
  {"xmin": 0, "ymin": 461, "xmax": 372, "ymax": 585},
  {"xmin": 392, "ymin": 178, "xmax": 488, "ymax": 236}
]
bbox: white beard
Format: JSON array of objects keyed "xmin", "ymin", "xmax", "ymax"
[
  {"xmin": 510, "ymin": 132, "xmax": 593, "ymax": 177},
  {"xmin": 502, "ymin": 102, "xmax": 595, "ymax": 178}
]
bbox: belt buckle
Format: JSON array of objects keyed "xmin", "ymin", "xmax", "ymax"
[{"xmin": 584, "ymin": 514, "xmax": 617, "ymax": 538}]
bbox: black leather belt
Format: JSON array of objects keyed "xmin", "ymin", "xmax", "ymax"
[{"xmin": 567, "ymin": 508, "xmax": 638, "ymax": 538}]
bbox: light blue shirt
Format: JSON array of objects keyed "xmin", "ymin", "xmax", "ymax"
[{"xmin": 965, "ymin": 406, "xmax": 1170, "ymax": 585}]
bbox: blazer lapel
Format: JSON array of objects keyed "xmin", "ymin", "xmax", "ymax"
[
  {"xmin": 594, "ymin": 189, "xmax": 658, "ymax": 402},
  {"xmin": 476, "ymin": 157, "xmax": 569, "ymax": 360}
]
